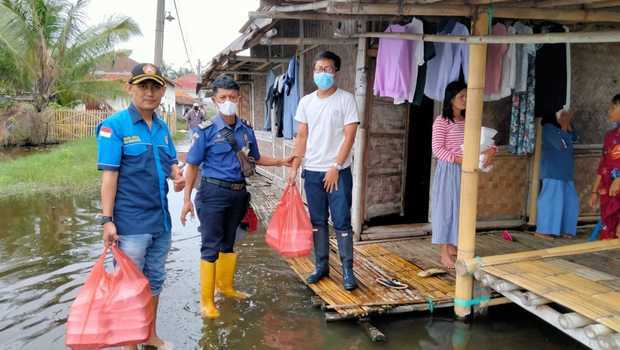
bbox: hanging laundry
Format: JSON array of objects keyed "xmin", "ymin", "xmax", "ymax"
[
  {"xmin": 535, "ymin": 23, "xmax": 567, "ymax": 119},
  {"xmin": 513, "ymin": 22, "xmax": 535, "ymax": 93},
  {"xmin": 510, "ymin": 51, "xmax": 536, "ymax": 155},
  {"xmin": 283, "ymin": 57, "xmax": 300, "ymax": 139},
  {"xmin": 266, "ymin": 74, "xmax": 286, "ymax": 137},
  {"xmin": 424, "ymin": 20, "xmax": 469, "ymax": 101},
  {"xmin": 263, "ymin": 70, "xmax": 276, "ymax": 130},
  {"xmin": 394, "ymin": 18, "xmax": 425, "ymax": 105},
  {"xmin": 374, "ymin": 24, "xmax": 412, "ymax": 101},
  {"xmin": 412, "ymin": 41, "xmax": 436, "ymax": 106},
  {"xmin": 485, "ymin": 25, "xmax": 516, "ymax": 101},
  {"xmin": 484, "ymin": 23, "xmax": 509, "ymax": 96}
]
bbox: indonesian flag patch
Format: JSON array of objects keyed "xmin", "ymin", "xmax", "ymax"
[{"xmin": 99, "ymin": 126, "xmax": 112, "ymax": 138}]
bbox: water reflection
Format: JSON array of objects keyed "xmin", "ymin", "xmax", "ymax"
[{"xmin": 0, "ymin": 191, "xmax": 587, "ymax": 350}]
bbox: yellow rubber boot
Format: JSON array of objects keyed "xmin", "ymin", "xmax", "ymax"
[
  {"xmin": 199, "ymin": 260, "xmax": 220, "ymax": 318},
  {"xmin": 215, "ymin": 252, "xmax": 250, "ymax": 299}
]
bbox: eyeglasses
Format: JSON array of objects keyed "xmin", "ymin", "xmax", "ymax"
[{"xmin": 314, "ymin": 67, "xmax": 336, "ymax": 74}]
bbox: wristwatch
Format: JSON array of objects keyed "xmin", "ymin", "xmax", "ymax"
[
  {"xmin": 332, "ymin": 162, "xmax": 343, "ymax": 171},
  {"xmin": 95, "ymin": 214, "xmax": 113, "ymax": 226}
]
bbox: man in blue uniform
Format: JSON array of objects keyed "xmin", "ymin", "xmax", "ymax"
[
  {"xmin": 96, "ymin": 63, "xmax": 183, "ymax": 350},
  {"xmin": 181, "ymin": 75, "xmax": 292, "ymax": 318}
]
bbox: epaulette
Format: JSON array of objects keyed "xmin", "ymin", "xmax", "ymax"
[
  {"xmin": 199, "ymin": 120, "xmax": 213, "ymax": 129},
  {"xmin": 240, "ymin": 119, "xmax": 253, "ymax": 129}
]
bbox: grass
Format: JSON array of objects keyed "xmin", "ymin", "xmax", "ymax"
[{"xmin": 0, "ymin": 138, "xmax": 100, "ymax": 198}]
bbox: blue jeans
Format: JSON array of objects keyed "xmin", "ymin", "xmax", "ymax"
[
  {"xmin": 195, "ymin": 180, "xmax": 249, "ymax": 262},
  {"xmin": 117, "ymin": 231, "xmax": 171, "ymax": 296},
  {"xmin": 302, "ymin": 168, "xmax": 353, "ymax": 233}
]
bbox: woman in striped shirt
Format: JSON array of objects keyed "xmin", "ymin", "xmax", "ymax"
[{"xmin": 430, "ymin": 81, "xmax": 496, "ymax": 268}]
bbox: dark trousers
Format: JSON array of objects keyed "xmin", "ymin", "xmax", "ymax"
[
  {"xmin": 302, "ymin": 168, "xmax": 354, "ymax": 267},
  {"xmin": 195, "ymin": 180, "xmax": 249, "ymax": 262}
]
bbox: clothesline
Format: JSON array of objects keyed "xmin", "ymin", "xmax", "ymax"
[{"xmin": 344, "ymin": 30, "xmax": 620, "ymax": 44}]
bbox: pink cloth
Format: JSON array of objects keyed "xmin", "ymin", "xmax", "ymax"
[
  {"xmin": 484, "ymin": 23, "xmax": 509, "ymax": 95},
  {"xmin": 431, "ymin": 116, "xmax": 465, "ymax": 163},
  {"xmin": 373, "ymin": 24, "xmax": 412, "ymax": 101}
]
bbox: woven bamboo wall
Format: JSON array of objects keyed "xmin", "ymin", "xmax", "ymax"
[
  {"xmin": 574, "ymin": 149, "xmax": 602, "ymax": 217},
  {"xmin": 253, "ymin": 75, "xmax": 267, "ymax": 130},
  {"xmin": 571, "ymin": 43, "xmax": 620, "ymax": 144},
  {"xmin": 365, "ymin": 94, "xmax": 408, "ymax": 219}
]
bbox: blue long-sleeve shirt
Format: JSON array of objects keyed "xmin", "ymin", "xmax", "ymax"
[{"xmin": 540, "ymin": 123, "xmax": 577, "ymax": 181}]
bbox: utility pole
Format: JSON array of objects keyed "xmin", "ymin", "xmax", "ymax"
[
  {"xmin": 154, "ymin": 0, "xmax": 165, "ymax": 67},
  {"xmin": 196, "ymin": 59, "xmax": 201, "ymax": 76}
]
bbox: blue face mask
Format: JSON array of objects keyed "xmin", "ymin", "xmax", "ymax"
[{"xmin": 313, "ymin": 72, "xmax": 335, "ymax": 90}]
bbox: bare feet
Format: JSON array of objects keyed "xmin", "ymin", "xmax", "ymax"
[
  {"xmin": 144, "ymin": 336, "xmax": 173, "ymax": 349},
  {"xmin": 439, "ymin": 245, "xmax": 455, "ymax": 269},
  {"xmin": 447, "ymin": 245, "xmax": 458, "ymax": 257},
  {"xmin": 533, "ymin": 232, "xmax": 554, "ymax": 241}
]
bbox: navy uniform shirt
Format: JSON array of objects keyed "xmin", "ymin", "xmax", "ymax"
[
  {"xmin": 186, "ymin": 115, "xmax": 260, "ymax": 182},
  {"xmin": 96, "ymin": 104, "xmax": 178, "ymax": 235}
]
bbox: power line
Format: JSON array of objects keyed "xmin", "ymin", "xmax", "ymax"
[{"xmin": 172, "ymin": 0, "xmax": 193, "ymax": 69}]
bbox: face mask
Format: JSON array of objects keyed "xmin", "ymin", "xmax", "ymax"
[
  {"xmin": 313, "ymin": 72, "xmax": 335, "ymax": 90},
  {"xmin": 218, "ymin": 100, "xmax": 237, "ymax": 116}
]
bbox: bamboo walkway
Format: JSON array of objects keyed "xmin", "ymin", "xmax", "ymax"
[{"xmin": 464, "ymin": 240, "xmax": 620, "ymax": 349}]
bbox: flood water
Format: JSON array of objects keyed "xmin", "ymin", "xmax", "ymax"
[{"xmin": 0, "ymin": 187, "xmax": 588, "ymax": 349}]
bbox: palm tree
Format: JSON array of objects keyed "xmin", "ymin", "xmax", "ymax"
[{"xmin": 0, "ymin": 0, "xmax": 141, "ymax": 111}]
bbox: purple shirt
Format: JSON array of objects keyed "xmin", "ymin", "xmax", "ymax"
[
  {"xmin": 424, "ymin": 22, "xmax": 470, "ymax": 101},
  {"xmin": 373, "ymin": 24, "xmax": 412, "ymax": 101}
]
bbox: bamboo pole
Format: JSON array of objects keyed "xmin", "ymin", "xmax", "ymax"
[
  {"xmin": 352, "ymin": 37, "xmax": 368, "ymax": 242},
  {"xmin": 454, "ymin": 10, "xmax": 488, "ymax": 319},
  {"xmin": 528, "ymin": 119, "xmax": 543, "ymax": 225},
  {"xmin": 346, "ymin": 30, "xmax": 620, "ymax": 45},
  {"xmin": 457, "ymin": 239, "xmax": 620, "ymax": 275}
]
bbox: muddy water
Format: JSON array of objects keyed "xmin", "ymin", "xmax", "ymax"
[{"xmin": 0, "ymin": 189, "xmax": 587, "ymax": 350}]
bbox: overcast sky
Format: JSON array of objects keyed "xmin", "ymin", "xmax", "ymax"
[{"xmin": 86, "ymin": 0, "xmax": 260, "ymax": 72}]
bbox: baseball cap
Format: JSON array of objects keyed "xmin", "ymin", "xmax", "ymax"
[{"xmin": 129, "ymin": 63, "xmax": 166, "ymax": 86}]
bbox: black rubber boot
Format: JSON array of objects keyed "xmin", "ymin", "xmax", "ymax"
[
  {"xmin": 306, "ymin": 226, "xmax": 330, "ymax": 284},
  {"xmin": 336, "ymin": 230, "xmax": 357, "ymax": 291}
]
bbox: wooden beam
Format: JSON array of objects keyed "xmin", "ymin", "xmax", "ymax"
[
  {"xmin": 212, "ymin": 70, "xmax": 268, "ymax": 76},
  {"xmin": 348, "ymin": 30, "xmax": 620, "ymax": 44},
  {"xmin": 352, "ymin": 37, "xmax": 368, "ymax": 242},
  {"xmin": 249, "ymin": 10, "xmax": 369, "ymax": 21},
  {"xmin": 527, "ymin": 119, "xmax": 543, "ymax": 225},
  {"xmin": 585, "ymin": 0, "xmax": 620, "ymax": 8},
  {"xmin": 454, "ymin": 10, "xmax": 489, "ymax": 320},
  {"xmin": 260, "ymin": 37, "xmax": 357, "ymax": 45},
  {"xmin": 328, "ymin": 2, "xmax": 620, "ymax": 23},
  {"xmin": 272, "ymin": 0, "xmax": 330, "ymax": 12},
  {"xmin": 535, "ymin": 0, "xmax": 611, "ymax": 7},
  {"xmin": 227, "ymin": 61, "xmax": 247, "ymax": 70},
  {"xmin": 231, "ymin": 55, "xmax": 290, "ymax": 63}
]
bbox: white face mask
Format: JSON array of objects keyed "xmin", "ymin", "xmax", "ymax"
[{"xmin": 218, "ymin": 100, "xmax": 237, "ymax": 116}]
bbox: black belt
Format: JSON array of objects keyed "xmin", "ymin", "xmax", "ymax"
[{"xmin": 204, "ymin": 177, "xmax": 246, "ymax": 191}]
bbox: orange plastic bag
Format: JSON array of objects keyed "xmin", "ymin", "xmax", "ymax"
[
  {"xmin": 266, "ymin": 184, "xmax": 313, "ymax": 257},
  {"xmin": 65, "ymin": 246, "xmax": 154, "ymax": 350}
]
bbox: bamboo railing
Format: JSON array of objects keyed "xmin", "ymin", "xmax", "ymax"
[{"xmin": 49, "ymin": 109, "xmax": 177, "ymax": 142}]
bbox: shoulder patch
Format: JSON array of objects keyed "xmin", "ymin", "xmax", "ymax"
[
  {"xmin": 199, "ymin": 120, "xmax": 213, "ymax": 129},
  {"xmin": 240, "ymin": 119, "xmax": 253, "ymax": 129}
]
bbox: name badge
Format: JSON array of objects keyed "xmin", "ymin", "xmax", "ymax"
[{"xmin": 123, "ymin": 135, "xmax": 141, "ymax": 144}]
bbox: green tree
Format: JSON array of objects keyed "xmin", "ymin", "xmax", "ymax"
[{"xmin": 0, "ymin": 0, "xmax": 141, "ymax": 111}]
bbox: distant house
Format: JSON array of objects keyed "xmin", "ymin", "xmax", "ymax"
[
  {"xmin": 93, "ymin": 54, "xmax": 176, "ymax": 115},
  {"xmin": 174, "ymin": 73, "xmax": 215, "ymax": 118}
]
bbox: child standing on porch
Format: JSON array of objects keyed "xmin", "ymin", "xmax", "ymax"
[
  {"xmin": 430, "ymin": 81, "xmax": 496, "ymax": 269},
  {"xmin": 589, "ymin": 93, "xmax": 620, "ymax": 240}
]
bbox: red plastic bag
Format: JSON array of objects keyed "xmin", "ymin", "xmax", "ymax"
[
  {"xmin": 242, "ymin": 207, "xmax": 259, "ymax": 233},
  {"xmin": 65, "ymin": 246, "xmax": 154, "ymax": 350},
  {"xmin": 266, "ymin": 184, "xmax": 313, "ymax": 257}
]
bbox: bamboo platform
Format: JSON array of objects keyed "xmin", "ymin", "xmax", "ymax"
[
  {"xmin": 462, "ymin": 240, "xmax": 620, "ymax": 349},
  {"xmin": 287, "ymin": 241, "xmax": 455, "ymax": 321}
]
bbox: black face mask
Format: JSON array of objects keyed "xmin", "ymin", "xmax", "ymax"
[{"xmin": 193, "ymin": 107, "xmax": 199, "ymax": 111}]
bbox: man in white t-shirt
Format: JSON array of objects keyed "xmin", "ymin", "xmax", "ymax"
[{"xmin": 288, "ymin": 51, "xmax": 360, "ymax": 291}]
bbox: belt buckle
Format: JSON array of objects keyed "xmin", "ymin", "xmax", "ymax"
[{"xmin": 232, "ymin": 183, "xmax": 243, "ymax": 191}]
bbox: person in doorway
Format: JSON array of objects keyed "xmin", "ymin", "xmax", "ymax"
[
  {"xmin": 288, "ymin": 51, "xmax": 360, "ymax": 291},
  {"xmin": 589, "ymin": 93, "xmax": 620, "ymax": 240},
  {"xmin": 185, "ymin": 103, "xmax": 205, "ymax": 140},
  {"xmin": 430, "ymin": 81, "xmax": 496, "ymax": 269},
  {"xmin": 535, "ymin": 110, "xmax": 579, "ymax": 239},
  {"xmin": 96, "ymin": 63, "xmax": 183, "ymax": 350},
  {"xmin": 180, "ymin": 75, "xmax": 293, "ymax": 318}
]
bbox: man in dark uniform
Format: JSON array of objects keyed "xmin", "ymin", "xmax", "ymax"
[
  {"xmin": 96, "ymin": 63, "xmax": 183, "ymax": 349},
  {"xmin": 181, "ymin": 75, "xmax": 292, "ymax": 318}
]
